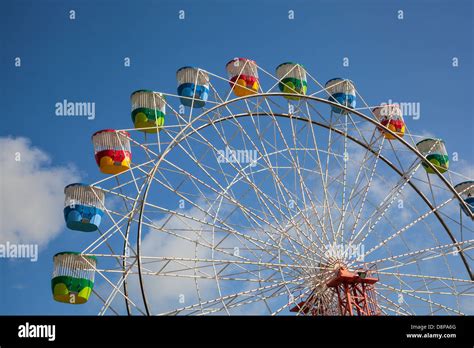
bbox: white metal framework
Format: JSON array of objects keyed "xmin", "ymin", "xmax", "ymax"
[{"xmin": 76, "ymin": 64, "xmax": 473, "ymax": 316}]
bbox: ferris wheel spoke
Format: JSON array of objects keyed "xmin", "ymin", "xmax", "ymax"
[
  {"xmin": 380, "ymin": 270, "xmax": 440, "ymax": 315},
  {"xmin": 272, "ymin": 288, "xmax": 313, "ymax": 316},
  {"xmin": 274, "ymin": 268, "xmax": 338, "ymax": 316},
  {"xmin": 98, "ymin": 258, "xmax": 138, "ymax": 315},
  {"xmin": 127, "ymin": 134, "xmax": 160, "ymax": 159},
  {"xmin": 271, "ymin": 285, "xmax": 324, "ymax": 316},
  {"xmin": 146, "ymin": 161, "xmax": 273, "ymax": 234},
  {"xmin": 94, "ymin": 198, "xmax": 140, "ymax": 243},
  {"xmin": 81, "ymin": 215, "xmax": 127, "ymax": 254},
  {"xmin": 91, "ymin": 157, "xmax": 156, "ymax": 191},
  {"xmin": 83, "ymin": 174, "xmax": 152, "ymax": 259},
  {"xmin": 164, "ymin": 127, "xmax": 290, "ymax": 234},
  {"xmin": 204, "ymin": 283, "xmax": 297, "ymax": 315},
  {"xmin": 323, "ymin": 111, "xmax": 347, "ymax": 242},
  {"xmin": 343, "ymin": 125, "xmax": 386, "ymax": 244},
  {"xmin": 363, "ymin": 195, "xmax": 463, "ymax": 258},
  {"xmin": 437, "ymin": 209, "xmax": 474, "ymax": 235},
  {"xmin": 369, "ymin": 239, "xmax": 474, "ymax": 266},
  {"xmin": 140, "ymin": 205, "xmax": 321, "ymax": 268},
  {"xmin": 89, "ymin": 263, "xmax": 147, "ymax": 315},
  {"xmin": 217, "ymin": 275, "xmax": 331, "ymax": 316},
  {"xmin": 305, "ymin": 102, "xmax": 384, "ymax": 231},
  {"xmin": 100, "ymin": 262, "xmax": 298, "ymax": 283},
  {"xmin": 302, "ymin": 102, "xmax": 341, "ymax": 246},
  {"xmin": 139, "ymin": 202, "xmax": 289, "ymax": 260},
  {"xmin": 135, "ymin": 270, "xmax": 290, "ymax": 284},
  {"xmin": 99, "ymin": 173, "xmax": 150, "ymax": 197},
  {"xmin": 83, "ymin": 213, "xmax": 135, "ymax": 256},
  {"xmin": 152, "ymin": 225, "xmax": 314, "ymax": 279},
  {"xmin": 145, "ymin": 174, "xmax": 318, "ymax": 266},
  {"xmin": 257, "ymin": 145, "xmax": 329, "ymax": 254},
  {"xmin": 133, "ymin": 254, "xmax": 310, "ymax": 279},
  {"xmin": 368, "ymin": 240, "xmax": 474, "ymax": 277},
  {"xmin": 376, "ymin": 282, "xmax": 464, "ymax": 315},
  {"xmin": 284, "ymin": 106, "xmax": 335, "ymax": 248},
  {"xmin": 156, "ymin": 131, "xmax": 330, "ymax": 265},
  {"xmin": 375, "ymin": 292, "xmax": 414, "ymax": 316},
  {"xmin": 181, "ymin": 111, "xmax": 356, "ymax": 258},
  {"xmin": 91, "ymin": 179, "xmax": 149, "ymax": 213},
  {"xmin": 160, "ymin": 273, "xmax": 312, "ymax": 315},
  {"xmin": 352, "ymin": 160, "xmax": 425, "ymax": 247},
  {"xmin": 388, "ymin": 216, "xmax": 460, "ymax": 299},
  {"xmin": 249, "ymin": 99, "xmax": 317, "ymax": 218},
  {"xmin": 191, "ymin": 273, "xmax": 307, "ymax": 315},
  {"xmin": 386, "ymin": 138, "xmax": 409, "ymax": 173},
  {"xmin": 89, "ymin": 265, "xmax": 289, "ymax": 285},
  {"xmin": 379, "ymin": 277, "xmax": 474, "ymax": 296},
  {"xmin": 332, "ymin": 112, "xmax": 350, "ymax": 245},
  {"xmin": 234, "ymin": 101, "xmax": 323, "ymax": 242},
  {"xmin": 91, "ymin": 288, "xmax": 121, "ymax": 316},
  {"xmin": 254, "ymin": 99, "xmax": 323, "ymax": 227}
]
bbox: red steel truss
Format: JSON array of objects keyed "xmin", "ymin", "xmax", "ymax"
[{"xmin": 290, "ymin": 266, "xmax": 380, "ymax": 316}]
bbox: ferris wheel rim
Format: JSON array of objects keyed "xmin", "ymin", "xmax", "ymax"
[
  {"xmin": 81, "ymin": 87, "xmax": 474, "ymax": 315},
  {"xmin": 123, "ymin": 97, "xmax": 473, "ymax": 315}
]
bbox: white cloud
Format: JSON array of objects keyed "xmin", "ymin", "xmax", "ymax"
[
  {"xmin": 0, "ymin": 136, "xmax": 80, "ymax": 246},
  {"xmin": 127, "ymin": 203, "xmax": 221, "ymax": 313}
]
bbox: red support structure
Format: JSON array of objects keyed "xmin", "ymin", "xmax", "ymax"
[
  {"xmin": 289, "ymin": 293, "xmax": 330, "ymax": 316},
  {"xmin": 326, "ymin": 267, "xmax": 380, "ymax": 316},
  {"xmin": 290, "ymin": 266, "xmax": 380, "ymax": 316}
]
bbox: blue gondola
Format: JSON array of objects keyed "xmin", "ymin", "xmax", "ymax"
[
  {"xmin": 63, "ymin": 183, "xmax": 105, "ymax": 232},
  {"xmin": 177, "ymin": 67, "xmax": 210, "ymax": 108},
  {"xmin": 325, "ymin": 78, "xmax": 356, "ymax": 114}
]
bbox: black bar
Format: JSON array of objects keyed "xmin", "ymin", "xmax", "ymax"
[{"xmin": 0, "ymin": 316, "xmax": 472, "ymax": 346}]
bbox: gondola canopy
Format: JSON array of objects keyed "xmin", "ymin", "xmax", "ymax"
[
  {"xmin": 226, "ymin": 58, "xmax": 259, "ymax": 97},
  {"xmin": 276, "ymin": 62, "xmax": 307, "ymax": 100}
]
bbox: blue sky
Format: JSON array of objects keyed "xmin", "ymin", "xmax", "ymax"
[{"xmin": 1, "ymin": 0, "xmax": 473, "ymax": 315}]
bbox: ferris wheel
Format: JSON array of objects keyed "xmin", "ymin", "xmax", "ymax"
[{"xmin": 51, "ymin": 58, "xmax": 474, "ymax": 316}]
